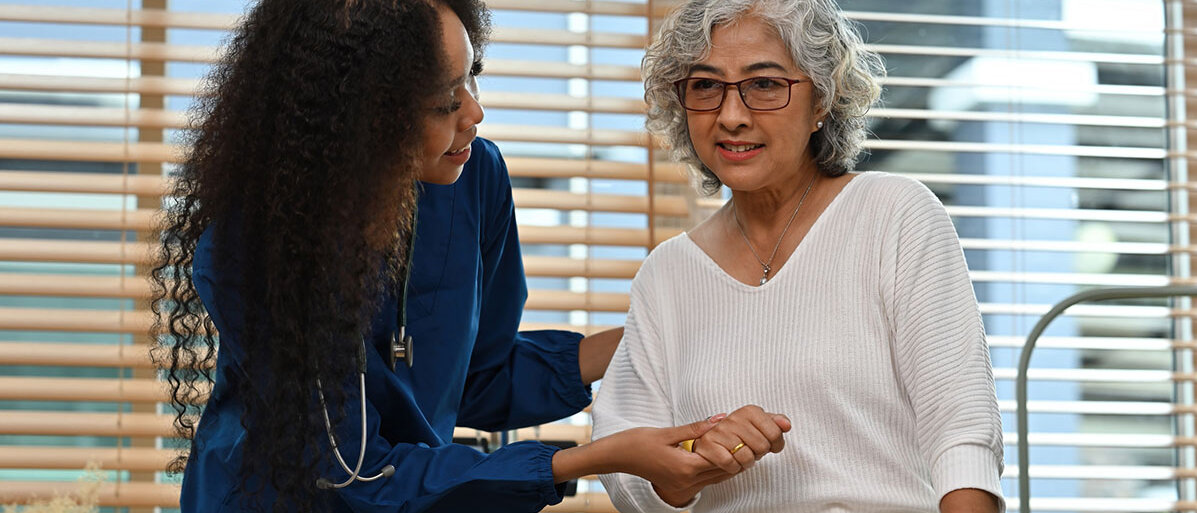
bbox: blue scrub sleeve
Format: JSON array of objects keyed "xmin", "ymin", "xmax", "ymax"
[
  {"xmin": 194, "ymin": 265, "xmax": 567, "ymax": 513},
  {"xmin": 455, "ymin": 148, "xmax": 593, "ymax": 432},
  {"xmin": 331, "ymin": 352, "xmax": 567, "ymax": 512}
]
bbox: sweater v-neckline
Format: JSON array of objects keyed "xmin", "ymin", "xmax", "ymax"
[{"xmin": 681, "ymin": 172, "xmax": 868, "ymax": 291}]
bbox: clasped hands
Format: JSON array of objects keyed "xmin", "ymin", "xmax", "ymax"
[{"xmin": 617, "ymin": 405, "xmax": 791, "ymax": 507}]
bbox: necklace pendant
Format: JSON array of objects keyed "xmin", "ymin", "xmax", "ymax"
[
  {"xmin": 759, "ymin": 275, "xmax": 768, "ymax": 285},
  {"xmin": 760, "ymin": 266, "xmax": 771, "ymax": 285}
]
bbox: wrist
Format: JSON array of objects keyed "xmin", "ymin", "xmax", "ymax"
[
  {"xmin": 551, "ymin": 444, "xmax": 583, "ymax": 483},
  {"xmin": 551, "ymin": 436, "xmax": 619, "ymax": 483},
  {"xmin": 652, "ymin": 483, "xmax": 697, "ymax": 508}
]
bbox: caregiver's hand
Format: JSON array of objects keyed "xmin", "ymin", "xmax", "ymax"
[{"xmin": 554, "ymin": 415, "xmax": 732, "ymax": 506}]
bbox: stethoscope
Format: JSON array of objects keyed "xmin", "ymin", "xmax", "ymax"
[{"xmin": 314, "ymin": 234, "xmax": 416, "ymax": 490}]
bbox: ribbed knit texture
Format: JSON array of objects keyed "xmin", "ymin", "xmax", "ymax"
[{"xmin": 592, "ymin": 172, "xmax": 1004, "ymax": 513}]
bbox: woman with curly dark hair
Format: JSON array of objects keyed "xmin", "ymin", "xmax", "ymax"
[{"xmin": 152, "ymin": 0, "xmax": 786, "ymax": 512}]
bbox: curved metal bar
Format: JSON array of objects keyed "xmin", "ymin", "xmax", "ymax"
[{"xmin": 1017, "ymin": 285, "xmax": 1197, "ymax": 513}]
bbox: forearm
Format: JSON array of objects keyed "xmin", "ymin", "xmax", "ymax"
[
  {"xmin": 940, "ymin": 488, "xmax": 1000, "ymax": 513},
  {"xmin": 578, "ymin": 327, "xmax": 623, "ymax": 385},
  {"xmin": 551, "ymin": 436, "xmax": 617, "ymax": 483}
]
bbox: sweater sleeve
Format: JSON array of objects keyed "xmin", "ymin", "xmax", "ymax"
[
  {"xmin": 881, "ymin": 178, "xmax": 1006, "ymax": 511},
  {"xmin": 591, "ymin": 264, "xmax": 697, "ymax": 513}
]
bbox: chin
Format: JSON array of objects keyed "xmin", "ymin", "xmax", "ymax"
[
  {"xmin": 709, "ymin": 167, "xmax": 766, "ymax": 191},
  {"xmin": 420, "ymin": 165, "xmax": 465, "ymax": 185}
]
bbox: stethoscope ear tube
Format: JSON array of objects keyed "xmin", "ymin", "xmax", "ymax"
[
  {"xmin": 315, "ymin": 367, "xmax": 394, "ymax": 489},
  {"xmin": 315, "ymin": 213, "xmax": 418, "ymax": 489},
  {"xmin": 390, "ymin": 222, "xmax": 416, "ymax": 372}
]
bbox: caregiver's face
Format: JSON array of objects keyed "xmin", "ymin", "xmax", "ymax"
[{"xmin": 420, "ymin": 3, "xmax": 485, "ymax": 185}]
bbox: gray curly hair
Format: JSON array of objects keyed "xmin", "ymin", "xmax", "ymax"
[{"xmin": 644, "ymin": 0, "xmax": 884, "ymax": 195}]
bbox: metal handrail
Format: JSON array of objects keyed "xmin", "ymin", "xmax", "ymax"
[{"xmin": 1016, "ymin": 285, "xmax": 1197, "ymax": 512}]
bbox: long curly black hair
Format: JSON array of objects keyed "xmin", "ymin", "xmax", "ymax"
[{"xmin": 150, "ymin": 1, "xmax": 490, "ymax": 511}]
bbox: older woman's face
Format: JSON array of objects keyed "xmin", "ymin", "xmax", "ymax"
[{"xmin": 685, "ymin": 16, "xmax": 821, "ymax": 192}]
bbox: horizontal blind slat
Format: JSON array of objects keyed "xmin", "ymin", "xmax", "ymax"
[
  {"xmin": 6, "ymin": 102, "xmax": 1175, "ymax": 129},
  {"xmin": 0, "ymin": 341, "xmax": 153, "ymax": 368},
  {"xmin": 0, "ymin": 482, "xmax": 180, "ymax": 509},
  {"xmin": 0, "ymin": 446, "xmax": 171, "ymax": 472},
  {"xmin": 0, "ymin": 5, "xmax": 232, "ymax": 29},
  {"xmin": 0, "ymin": 164, "xmax": 685, "ymax": 198},
  {"xmin": 0, "ymin": 37, "xmax": 216, "ymax": 62},
  {"xmin": 0, "ymin": 411, "xmax": 171, "ymax": 437},
  {"xmin": 0, "ymin": 71, "xmax": 1172, "ymax": 99},
  {"xmin": 0, "ymin": 199, "xmax": 682, "ymax": 232},
  {"xmin": 0, "ymin": 238, "xmax": 154, "ymax": 265},
  {"xmin": 0, "ymin": 376, "xmax": 198, "ymax": 403}
]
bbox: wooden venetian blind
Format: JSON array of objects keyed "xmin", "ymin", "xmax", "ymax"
[
  {"xmin": 0, "ymin": 0, "xmax": 685, "ymax": 511},
  {"xmin": 5, "ymin": 0, "xmax": 1193, "ymax": 511}
]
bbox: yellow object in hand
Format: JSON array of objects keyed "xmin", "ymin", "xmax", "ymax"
[{"xmin": 679, "ymin": 439, "xmax": 695, "ymax": 452}]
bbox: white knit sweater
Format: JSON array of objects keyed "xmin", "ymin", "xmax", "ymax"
[{"xmin": 592, "ymin": 172, "xmax": 1004, "ymax": 513}]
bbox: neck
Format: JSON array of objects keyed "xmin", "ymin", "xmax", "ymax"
[{"xmin": 728, "ymin": 169, "xmax": 820, "ymax": 236}]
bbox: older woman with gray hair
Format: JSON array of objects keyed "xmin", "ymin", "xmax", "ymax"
[{"xmin": 590, "ymin": 0, "xmax": 1004, "ymax": 512}]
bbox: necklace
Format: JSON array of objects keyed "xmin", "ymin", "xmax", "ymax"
[{"xmin": 730, "ymin": 173, "xmax": 817, "ymax": 285}]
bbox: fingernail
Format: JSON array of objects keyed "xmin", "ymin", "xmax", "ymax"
[{"xmin": 708, "ymin": 413, "xmax": 727, "ymax": 422}]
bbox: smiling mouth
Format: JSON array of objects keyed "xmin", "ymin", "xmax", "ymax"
[
  {"xmin": 718, "ymin": 143, "xmax": 764, "ymax": 153},
  {"xmin": 445, "ymin": 144, "xmax": 470, "ymax": 156}
]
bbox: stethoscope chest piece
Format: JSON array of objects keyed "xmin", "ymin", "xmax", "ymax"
[{"xmin": 390, "ymin": 327, "xmax": 413, "ymax": 371}]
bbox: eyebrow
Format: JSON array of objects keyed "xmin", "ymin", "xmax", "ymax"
[
  {"xmin": 446, "ymin": 65, "xmax": 472, "ymax": 89},
  {"xmin": 688, "ymin": 61, "xmax": 791, "ymax": 76},
  {"xmin": 744, "ymin": 61, "xmax": 789, "ymax": 73},
  {"xmin": 447, "ymin": 48, "xmax": 477, "ymax": 89}
]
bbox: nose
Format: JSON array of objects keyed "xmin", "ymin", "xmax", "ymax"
[
  {"xmin": 716, "ymin": 85, "xmax": 751, "ymax": 131},
  {"xmin": 458, "ymin": 88, "xmax": 484, "ymax": 132}
]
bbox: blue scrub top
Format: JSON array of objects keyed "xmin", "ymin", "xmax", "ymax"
[{"xmin": 180, "ymin": 138, "xmax": 592, "ymax": 512}]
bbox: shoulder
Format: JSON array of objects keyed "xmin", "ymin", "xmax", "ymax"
[
  {"xmin": 847, "ymin": 172, "xmax": 946, "ymax": 223},
  {"xmin": 625, "ymin": 235, "xmax": 693, "ymax": 323},
  {"xmin": 632, "ymin": 234, "xmax": 696, "ymax": 291},
  {"xmin": 641, "ymin": 234, "xmax": 692, "ymax": 271},
  {"xmin": 848, "ymin": 171, "xmax": 935, "ymax": 202},
  {"xmin": 470, "ymin": 136, "xmax": 504, "ymax": 166},
  {"xmin": 193, "ymin": 218, "xmax": 241, "ymax": 280},
  {"xmin": 435, "ymin": 137, "xmax": 514, "ymax": 241},
  {"xmin": 464, "ymin": 137, "xmax": 509, "ymax": 187},
  {"xmin": 462, "ymin": 137, "xmax": 513, "ymax": 215}
]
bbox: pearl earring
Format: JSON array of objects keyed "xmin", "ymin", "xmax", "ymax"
[{"xmin": 816, "ymin": 121, "xmax": 824, "ymax": 129}]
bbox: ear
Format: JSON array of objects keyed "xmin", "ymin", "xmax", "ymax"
[{"xmin": 811, "ymin": 102, "xmax": 829, "ymax": 133}]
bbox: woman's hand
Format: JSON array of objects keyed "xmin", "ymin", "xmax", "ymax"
[
  {"xmin": 691, "ymin": 405, "xmax": 792, "ymax": 474},
  {"xmin": 554, "ymin": 415, "xmax": 729, "ymax": 505},
  {"xmin": 652, "ymin": 406, "xmax": 791, "ymax": 506},
  {"xmin": 554, "ymin": 407, "xmax": 790, "ymax": 507}
]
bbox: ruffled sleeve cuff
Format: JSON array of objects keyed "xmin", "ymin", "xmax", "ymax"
[
  {"xmin": 525, "ymin": 441, "xmax": 568, "ymax": 506},
  {"xmin": 521, "ymin": 329, "xmax": 593, "ymax": 412},
  {"xmin": 931, "ymin": 444, "xmax": 1006, "ymax": 513}
]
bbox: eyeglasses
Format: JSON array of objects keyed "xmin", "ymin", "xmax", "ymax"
[{"xmin": 673, "ymin": 76, "xmax": 805, "ymax": 112}]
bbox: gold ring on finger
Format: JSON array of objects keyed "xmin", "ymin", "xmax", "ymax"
[{"xmin": 729, "ymin": 442, "xmax": 745, "ymax": 454}]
